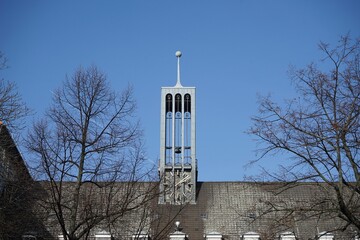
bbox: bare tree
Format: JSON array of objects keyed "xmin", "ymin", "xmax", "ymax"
[
  {"xmin": 27, "ymin": 66, "xmax": 158, "ymax": 240},
  {"xmin": 248, "ymin": 35, "xmax": 360, "ymax": 233},
  {"xmin": 0, "ymin": 51, "xmax": 29, "ymax": 133},
  {"xmin": 0, "ymin": 52, "xmax": 38, "ymax": 239}
]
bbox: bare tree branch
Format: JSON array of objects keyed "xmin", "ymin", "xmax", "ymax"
[
  {"xmin": 27, "ymin": 65, "xmax": 158, "ymax": 240},
  {"xmin": 0, "ymin": 51, "xmax": 30, "ymax": 134},
  {"xmin": 248, "ymin": 34, "xmax": 360, "ymax": 232}
]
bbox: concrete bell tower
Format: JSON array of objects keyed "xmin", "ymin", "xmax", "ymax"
[{"xmin": 159, "ymin": 51, "xmax": 197, "ymax": 204}]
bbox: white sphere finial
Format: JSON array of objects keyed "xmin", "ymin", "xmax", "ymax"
[
  {"xmin": 175, "ymin": 221, "xmax": 180, "ymax": 230},
  {"xmin": 175, "ymin": 51, "xmax": 182, "ymax": 58}
]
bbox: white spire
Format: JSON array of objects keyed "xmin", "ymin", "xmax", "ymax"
[{"xmin": 175, "ymin": 51, "xmax": 183, "ymax": 87}]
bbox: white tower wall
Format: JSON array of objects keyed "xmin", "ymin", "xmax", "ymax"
[{"xmin": 158, "ymin": 52, "xmax": 197, "ymax": 204}]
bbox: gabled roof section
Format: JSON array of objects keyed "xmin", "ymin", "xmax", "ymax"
[{"xmin": 0, "ymin": 123, "xmax": 32, "ymax": 181}]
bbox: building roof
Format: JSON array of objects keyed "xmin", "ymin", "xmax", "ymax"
[
  {"xmin": 0, "ymin": 124, "xmax": 32, "ymax": 183},
  {"xmin": 154, "ymin": 182, "xmax": 355, "ymax": 240}
]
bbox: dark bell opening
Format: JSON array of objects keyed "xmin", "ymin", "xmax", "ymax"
[{"xmin": 175, "ymin": 147, "xmax": 181, "ymax": 154}]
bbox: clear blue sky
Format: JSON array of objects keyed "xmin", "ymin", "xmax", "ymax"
[{"xmin": 1, "ymin": 1, "xmax": 359, "ymax": 181}]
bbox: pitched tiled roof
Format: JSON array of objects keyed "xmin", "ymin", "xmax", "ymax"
[{"xmin": 154, "ymin": 182, "xmax": 355, "ymax": 240}]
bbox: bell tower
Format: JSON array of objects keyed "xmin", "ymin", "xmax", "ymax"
[{"xmin": 159, "ymin": 51, "xmax": 197, "ymax": 204}]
